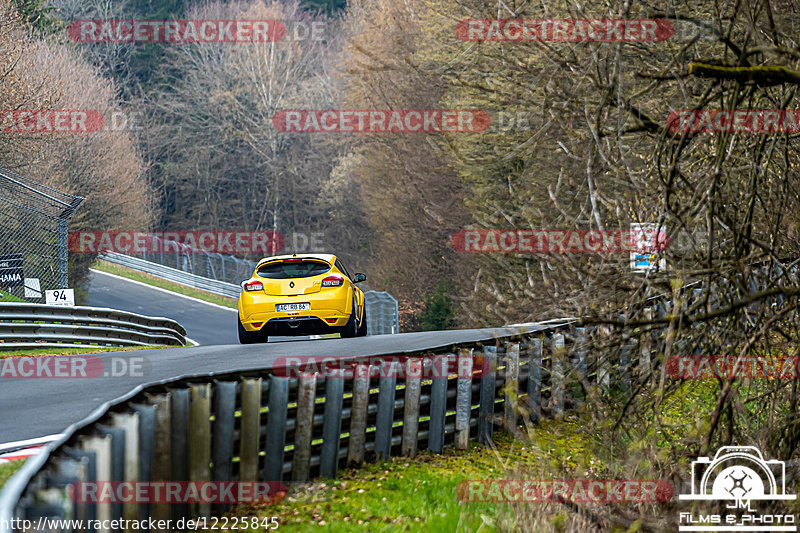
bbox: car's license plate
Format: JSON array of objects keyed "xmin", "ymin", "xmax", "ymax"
[{"xmin": 277, "ymin": 303, "xmax": 310, "ymax": 312}]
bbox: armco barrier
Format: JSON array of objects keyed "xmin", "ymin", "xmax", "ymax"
[
  {"xmin": 364, "ymin": 291, "xmax": 399, "ymax": 335},
  {"xmin": 0, "ymin": 320, "xmax": 595, "ymax": 532},
  {"xmin": 0, "ymin": 303, "xmax": 186, "ymax": 349},
  {"xmin": 99, "ymin": 252, "xmax": 242, "ymax": 299}
]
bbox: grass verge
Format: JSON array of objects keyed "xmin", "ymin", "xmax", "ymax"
[
  {"xmin": 232, "ymin": 424, "xmax": 595, "ymax": 532},
  {"xmin": 0, "ymin": 461, "xmax": 24, "ymax": 490},
  {"xmin": 0, "ymin": 345, "xmax": 176, "ymax": 359},
  {"xmin": 0, "ymin": 290, "xmax": 26, "ymax": 303},
  {"xmin": 92, "ymin": 260, "xmax": 238, "ymax": 309}
]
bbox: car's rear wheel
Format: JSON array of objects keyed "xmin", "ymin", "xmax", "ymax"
[
  {"xmin": 340, "ymin": 299, "xmax": 359, "ymax": 338},
  {"xmin": 238, "ymin": 315, "xmax": 266, "ymax": 344},
  {"xmin": 357, "ymin": 305, "xmax": 367, "ymax": 337}
]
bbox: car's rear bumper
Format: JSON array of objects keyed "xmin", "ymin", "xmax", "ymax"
[
  {"xmin": 240, "ymin": 308, "xmax": 350, "ymax": 333},
  {"xmin": 238, "ymin": 286, "xmax": 354, "ymax": 335}
]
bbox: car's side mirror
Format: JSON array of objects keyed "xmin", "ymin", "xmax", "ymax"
[{"xmin": 353, "ymin": 273, "xmax": 366, "ymax": 283}]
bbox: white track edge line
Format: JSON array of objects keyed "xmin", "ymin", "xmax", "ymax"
[
  {"xmin": 89, "ymin": 268, "xmax": 238, "ymax": 313},
  {"xmin": 0, "ymin": 434, "xmax": 64, "ymax": 454}
]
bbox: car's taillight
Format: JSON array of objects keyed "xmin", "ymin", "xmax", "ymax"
[
  {"xmin": 243, "ymin": 280, "xmax": 264, "ymax": 292},
  {"xmin": 321, "ymin": 276, "xmax": 344, "ymax": 287}
]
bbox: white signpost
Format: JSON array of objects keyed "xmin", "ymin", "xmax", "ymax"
[
  {"xmin": 630, "ymin": 223, "xmax": 667, "ymax": 273},
  {"xmin": 45, "ymin": 288, "xmax": 75, "ymax": 306}
]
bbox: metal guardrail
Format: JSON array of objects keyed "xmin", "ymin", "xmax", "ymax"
[
  {"xmin": 0, "ymin": 321, "xmax": 583, "ymax": 532},
  {"xmin": 364, "ymin": 291, "xmax": 399, "ymax": 335},
  {"xmin": 0, "ymin": 303, "xmax": 187, "ymax": 349},
  {"xmin": 3, "ymin": 262, "xmax": 798, "ymax": 530},
  {"xmin": 100, "ymin": 252, "xmax": 242, "ymax": 299}
]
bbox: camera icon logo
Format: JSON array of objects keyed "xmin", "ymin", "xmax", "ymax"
[{"xmin": 680, "ymin": 446, "xmax": 795, "ymax": 502}]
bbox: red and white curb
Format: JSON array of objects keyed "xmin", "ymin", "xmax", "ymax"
[{"xmin": 0, "ymin": 435, "xmax": 62, "ymax": 464}]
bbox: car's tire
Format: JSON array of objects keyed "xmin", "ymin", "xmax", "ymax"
[
  {"xmin": 357, "ymin": 305, "xmax": 368, "ymax": 337},
  {"xmin": 340, "ymin": 299, "xmax": 359, "ymax": 338},
  {"xmin": 238, "ymin": 315, "xmax": 265, "ymax": 344}
]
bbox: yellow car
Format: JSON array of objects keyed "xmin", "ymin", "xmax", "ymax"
[{"xmin": 237, "ymin": 253, "xmax": 367, "ymax": 344}]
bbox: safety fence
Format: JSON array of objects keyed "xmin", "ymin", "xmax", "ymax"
[
  {"xmin": 0, "ymin": 303, "xmax": 187, "ymax": 349},
  {"xmin": 0, "ymin": 168, "xmax": 84, "ymax": 300},
  {"xmin": 124, "ymin": 235, "xmax": 257, "ymax": 288}
]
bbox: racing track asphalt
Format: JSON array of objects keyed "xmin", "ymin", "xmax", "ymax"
[
  {"xmin": 0, "ymin": 322, "xmax": 568, "ymax": 443},
  {"xmin": 0, "ymin": 269, "xmax": 570, "ymax": 444},
  {"xmin": 85, "ymin": 269, "xmax": 239, "ymax": 346}
]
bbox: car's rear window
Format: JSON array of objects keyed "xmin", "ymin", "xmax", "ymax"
[{"xmin": 256, "ymin": 260, "xmax": 331, "ymax": 279}]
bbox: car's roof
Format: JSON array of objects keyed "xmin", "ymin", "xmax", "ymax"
[{"xmin": 256, "ymin": 253, "xmax": 336, "ymax": 265}]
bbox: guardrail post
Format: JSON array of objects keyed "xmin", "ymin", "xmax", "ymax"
[
  {"xmin": 527, "ymin": 338, "xmax": 542, "ymax": 425},
  {"xmin": 293, "ymin": 373, "xmax": 317, "ymax": 482},
  {"xmin": 639, "ymin": 309, "xmax": 652, "ymax": 382},
  {"xmin": 264, "ymin": 377, "xmax": 289, "ymax": 482},
  {"xmin": 620, "ymin": 344, "xmax": 632, "ymax": 393},
  {"xmin": 239, "ymin": 378, "xmax": 262, "ymax": 482},
  {"xmin": 320, "ymin": 370, "xmax": 345, "ymax": 479},
  {"xmin": 110, "ymin": 412, "xmax": 140, "ymax": 530},
  {"xmin": 375, "ymin": 359, "xmax": 398, "ymax": 460},
  {"xmin": 347, "ymin": 362, "xmax": 370, "ymax": 466},
  {"xmin": 64, "ymin": 448, "xmax": 96, "ymax": 531},
  {"xmin": 596, "ymin": 326, "xmax": 612, "ymax": 389},
  {"xmin": 552, "ymin": 334, "xmax": 565, "ymax": 417},
  {"xmin": 82, "ymin": 435, "xmax": 112, "ymax": 531},
  {"xmin": 189, "ymin": 383, "xmax": 212, "ymax": 518},
  {"xmin": 427, "ymin": 354, "xmax": 449, "ymax": 453},
  {"xmin": 504, "ymin": 342, "xmax": 520, "ymax": 432},
  {"xmin": 212, "ymin": 381, "xmax": 236, "ymax": 515},
  {"xmin": 130, "ymin": 403, "xmax": 155, "ymax": 523},
  {"xmin": 574, "ymin": 328, "xmax": 587, "ymax": 405},
  {"xmin": 144, "ymin": 392, "xmax": 171, "ymax": 523},
  {"xmin": 455, "ymin": 348, "xmax": 473, "ymax": 450},
  {"xmin": 96, "ymin": 425, "xmax": 125, "ymax": 529},
  {"xmin": 478, "ymin": 346, "xmax": 497, "ymax": 445},
  {"xmin": 401, "ymin": 357, "xmax": 422, "ymax": 457}
]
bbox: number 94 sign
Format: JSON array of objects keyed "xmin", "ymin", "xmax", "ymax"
[{"xmin": 46, "ymin": 288, "xmax": 75, "ymax": 307}]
